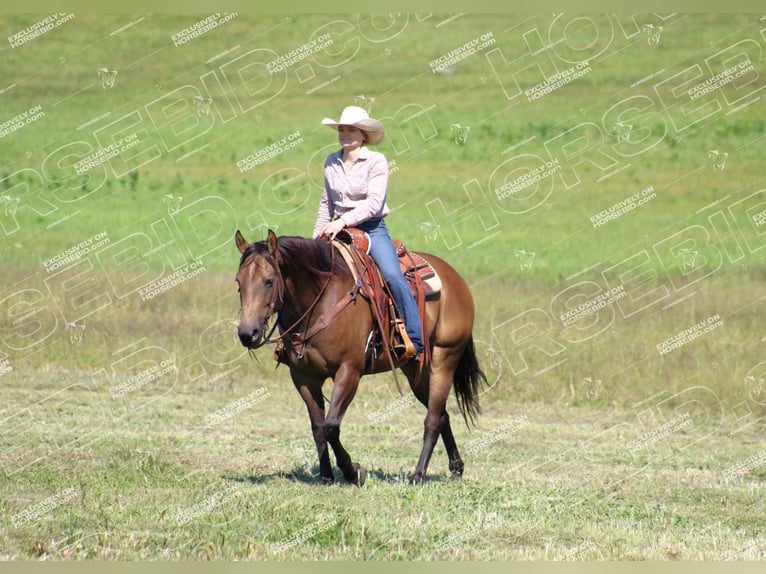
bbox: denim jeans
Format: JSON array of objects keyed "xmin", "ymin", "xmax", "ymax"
[{"xmin": 356, "ymin": 218, "xmax": 424, "ymax": 353}]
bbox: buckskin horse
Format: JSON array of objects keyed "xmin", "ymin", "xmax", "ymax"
[{"xmin": 234, "ymin": 229, "xmax": 486, "ymax": 485}]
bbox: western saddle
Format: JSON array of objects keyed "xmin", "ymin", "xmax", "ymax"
[
  {"xmin": 332, "ymin": 227, "xmax": 440, "ymax": 374},
  {"xmin": 270, "ymin": 228, "xmax": 440, "ymax": 391}
]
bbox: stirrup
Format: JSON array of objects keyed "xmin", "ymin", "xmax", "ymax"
[
  {"xmin": 393, "ymin": 320, "xmax": 418, "ymax": 361},
  {"xmin": 394, "ymin": 340, "xmax": 417, "ymax": 361}
]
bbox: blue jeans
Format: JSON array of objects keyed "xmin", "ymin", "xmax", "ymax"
[{"xmin": 356, "ymin": 218, "xmax": 424, "ymax": 353}]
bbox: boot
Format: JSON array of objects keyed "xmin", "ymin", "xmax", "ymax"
[{"xmin": 392, "ymin": 319, "xmax": 417, "ymax": 361}]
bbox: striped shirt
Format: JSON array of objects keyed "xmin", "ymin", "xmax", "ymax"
[{"xmin": 312, "ymin": 147, "xmax": 391, "ymax": 238}]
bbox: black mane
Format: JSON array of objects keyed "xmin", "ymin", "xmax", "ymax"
[
  {"xmin": 239, "ymin": 240, "xmax": 269, "ymax": 267},
  {"xmin": 240, "ymin": 236, "xmax": 350, "ymax": 287}
]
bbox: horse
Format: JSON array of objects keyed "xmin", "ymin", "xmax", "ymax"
[{"xmin": 234, "ymin": 229, "xmax": 486, "ymax": 485}]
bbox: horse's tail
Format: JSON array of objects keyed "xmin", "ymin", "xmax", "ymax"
[{"xmin": 453, "ymin": 334, "xmax": 487, "ymax": 427}]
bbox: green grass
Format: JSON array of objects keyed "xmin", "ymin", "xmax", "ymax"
[
  {"xmin": 2, "ymin": 370, "xmax": 765, "ymax": 560},
  {"xmin": 1, "ymin": 12, "xmax": 765, "ymax": 560}
]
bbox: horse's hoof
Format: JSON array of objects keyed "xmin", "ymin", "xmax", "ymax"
[
  {"xmin": 409, "ymin": 472, "xmax": 424, "ymax": 485},
  {"xmin": 352, "ymin": 463, "xmax": 367, "ymax": 487},
  {"xmin": 449, "ymin": 460, "xmax": 464, "ymax": 478},
  {"xmin": 318, "ymin": 476, "xmax": 334, "ymax": 486}
]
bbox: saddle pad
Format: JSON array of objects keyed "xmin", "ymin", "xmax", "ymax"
[
  {"xmin": 418, "ymin": 267, "xmax": 441, "ymax": 296},
  {"xmin": 393, "ymin": 240, "xmax": 442, "ymax": 296},
  {"xmin": 332, "ymin": 240, "xmax": 360, "ymax": 283}
]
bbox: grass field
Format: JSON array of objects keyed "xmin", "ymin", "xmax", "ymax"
[{"xmin": 1, "ymin": 12, "xmax": 765, "ymax": 560}]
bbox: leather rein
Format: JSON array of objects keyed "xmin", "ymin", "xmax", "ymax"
[{"xmin": 242, "ymin": 245, "xmax": 361, "ymax": 356}]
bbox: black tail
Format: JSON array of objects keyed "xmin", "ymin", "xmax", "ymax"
[{"xmin": 453, "ymin": 335, "xmax": 487, "ymax": 427}]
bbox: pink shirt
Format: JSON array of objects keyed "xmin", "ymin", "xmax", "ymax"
[{"xmin": 312, "ymin": 146, "xmax": 391, "ymax": 239}]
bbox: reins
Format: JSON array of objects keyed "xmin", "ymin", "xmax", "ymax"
[
  {"xmin": 263, "ymin": 252, "xmax": 335, "ymax": 346},
  {"xmin": 240, "ymin": 239, "xmax": 406, "ymax": 397},
  {"xmin": 242, "ymin": 245, "xmax": 354, "ymax": 352}
]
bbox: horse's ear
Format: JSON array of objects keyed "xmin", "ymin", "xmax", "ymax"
[
  {"xmin": 235, "ymin": 229, "xmax": 249, "ymax": 254},
  {"xmin": 266, "ymin": 229, "xmax": 278, "ymax": 256}
]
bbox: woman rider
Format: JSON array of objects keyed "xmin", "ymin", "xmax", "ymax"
[{"xmin": 312, "ymin": 105, "xmax": 424, "ymax": 360}]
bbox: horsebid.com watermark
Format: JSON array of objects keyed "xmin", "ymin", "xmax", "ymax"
[
  {"xmin": 174, "ymin": 486, "xmax": 242, "ymax": 526},
  {"xmin": 723, "ymin": 449, "xmax": 766, "ymax": 481},
  {"xmin": 204, "ymin": 387, "xmax": 270, "ymax": 427},
  {"xmin": 109, "ymin": 359, "xmax": 176, "ymax": 399},
  {"xmin": 236, "ymin": 131, "xmax": 304, "ymax": 173},
  {"xmin": 138, "ymin": 262, "xmax": 207, "ymax": 301},
  {"xmin": 73, "ymin": 134, "xmax": 141, "ymax": 175},
  {"xmin": 429, "ymin": 32, "xmax": 496, "ymax": 74},
  {"xmin": 42, "ymin": 232, "xmax": 111, "ymax": 272},
  {"xmin": 11, "ymin": 487, "xmax": 78, "ymax": 528},
  {"xmin": 656, "ymin": 314, "xmax": 723, "ymax": 356},
  {"xmin": 494, "ymin": 159, "xmax": 562, "ymax": 200},
  {"xmin": 687, "ymin": 58, "xmax": 754, "ymax": 100},
  {"xmin": 590, "ymin": 186, "xmax": 656, "ymax": 228},
  {"xmin": 525, "ymin": 61, "xmax": 592, "ymax": 102},
  {"xmin": 266, "ymin": 34, "xmax": 334, "ymax": 73},
  {"xmin": 0, "ymin": 104, "xmax": 45, "ymax": 138},
  {"xmin": 558, "ymin": 285, "xmax": 627, "ymax": 327},
  {"xmin": 7, "ymin": 13, "xmax": 74, "ymax": 48},
  {"xmin": 170, "ymin": 13, "xmax": 238, "ymax": 47}
]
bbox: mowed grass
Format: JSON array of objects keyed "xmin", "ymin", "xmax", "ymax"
[
  {"xmin": 1, "ymin": 13, "xmax": 765, "ymax": 560},
  {"xmin": 2, "ymin": 355, "xmax": 766, "ymax": 560},
  {"xmin": 1, "ymin": 260, "xmax": 764, "ymax": 560}
]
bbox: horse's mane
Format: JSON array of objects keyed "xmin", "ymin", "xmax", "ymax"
[
  {"xmin": 278, "ymin": 236, "xmax": 349, "ymax": 278},
  {"xmin": 240, "ymin": 236, "xmax": 350, "ymax": 288}
]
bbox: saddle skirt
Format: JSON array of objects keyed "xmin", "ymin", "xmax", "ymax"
[
  {"xmin": 332, "ymin": 230, "xmax": 442, "ymax": 301},
  {"xmin": 393, "ymin": 240, "xmax": 442, "ymax": 296}
]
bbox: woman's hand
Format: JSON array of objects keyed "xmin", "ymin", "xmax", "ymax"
[{"xmin": 321, "ymin": 217, "xmax": 346, "ymax": 240}]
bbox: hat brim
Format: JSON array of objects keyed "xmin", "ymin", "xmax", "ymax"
[{"xmin": 322, "ymin": 117, "xmax": 385, "ymax": 145}]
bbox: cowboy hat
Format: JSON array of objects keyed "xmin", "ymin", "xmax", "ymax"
[{"xmin": 321, "ymin": 105, "xmax": 385, "ymax": 145}]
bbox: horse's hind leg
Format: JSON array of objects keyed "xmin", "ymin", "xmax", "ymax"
[
  {"xmin": 403, "ymin": 361, "xmax": 463, "ymax": 481},
  {"xmin": 323, "ymin": 363, "xmax": 366, "ymax": 486},
  {"xmin": 408, "ymin": 346, "xmax": 461, "ymax": 484},
  {"xmin": 438, "ymin": 410, "xmax": 464, "ymax": 480}
]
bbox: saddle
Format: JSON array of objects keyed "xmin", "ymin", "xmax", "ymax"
[{"xmin": 333, "ymin": 227, "xmax": 441, "ymax": 373}]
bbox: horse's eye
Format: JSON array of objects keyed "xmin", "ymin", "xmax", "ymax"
[{"xmin": 264, "ymin": 278, "xmax": 274, "ymax": 288}]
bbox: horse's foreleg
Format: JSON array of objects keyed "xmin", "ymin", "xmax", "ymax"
[
  {"xmin": 292, "ymin": 374, "xmax": 334, "ymax": 484},
  {"xmin": 324, "ymin": 363, "xmax": 365, "ymax": 486}
]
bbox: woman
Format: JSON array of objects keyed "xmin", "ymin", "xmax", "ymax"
[{"xmin": 312, "ymin": 105, "xmax": 424, "ymax": 359}]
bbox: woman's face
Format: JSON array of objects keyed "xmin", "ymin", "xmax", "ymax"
[{"xmin": 337, "ymin": 125, "xmax": 365, "ymax": 150}]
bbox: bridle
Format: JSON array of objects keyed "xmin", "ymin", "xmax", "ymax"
[
  {"xmin": 238, "ymin": 246, "xmax": 339, "ymax": 351},
  {"xmin": 256, "ymin": 252, "xmax": 286, "ymax": 347},
  {"xmin": 238, "ymin": 239, "xmax": 403, "ymax": 395}
]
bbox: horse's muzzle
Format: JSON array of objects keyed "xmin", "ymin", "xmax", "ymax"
[{"xmin": 238, "ymin": 325, "xmax": 263, "ymax": 348}]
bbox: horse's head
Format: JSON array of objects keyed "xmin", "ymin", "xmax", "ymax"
[{"xmin": 234, "ymin": 229, "xmax": 282, "ymax": 349}]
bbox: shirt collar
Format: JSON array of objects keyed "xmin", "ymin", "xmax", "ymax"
[{"xmin": 333, "ymin": 146, "xmax": 370, "ymax": 162}]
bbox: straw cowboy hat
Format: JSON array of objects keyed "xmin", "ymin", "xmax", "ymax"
[{"xmin": 321, "ymin": 106, "xmax": 385, "ymax": 145}]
